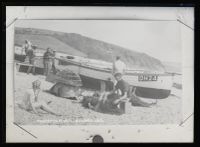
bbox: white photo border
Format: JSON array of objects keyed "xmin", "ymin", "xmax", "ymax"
[{"xmin": 6, "ymin": 6, "xmax": 194, "ymax": 143}]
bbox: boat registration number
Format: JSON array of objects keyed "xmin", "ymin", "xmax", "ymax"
[{"xmin": 138, "ymin": 75, "xmax": 158, "ymax": 81}]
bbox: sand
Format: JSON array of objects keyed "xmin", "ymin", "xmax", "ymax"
[{"xmin": 14, "ymin": 71, "xmax": 182, "ymax": 125}]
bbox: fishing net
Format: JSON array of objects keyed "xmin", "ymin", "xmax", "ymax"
[{"xmin": 46, "ymin": 68, "xmax": 82, "ymax": 87}]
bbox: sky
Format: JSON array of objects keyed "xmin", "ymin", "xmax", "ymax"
[{"xmin": 15, "ymin": 19, "xmax": 182, "ymax": 63}]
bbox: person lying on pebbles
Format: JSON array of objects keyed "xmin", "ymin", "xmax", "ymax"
[
  {"xmin": 74, "ymin": 92, "xmax": 127, "ymax": 115},
  {"xmin": 18, "ymin": 80, "xmax": 61, "ymax": 116},
  {"xmin": 74, "ymin": 73, "xmax": 157, "ymax": 115}
]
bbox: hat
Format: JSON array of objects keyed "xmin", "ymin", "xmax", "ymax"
[{"xmin": 114, "ymin": 72, "xmax": 122, "ymax": 77}]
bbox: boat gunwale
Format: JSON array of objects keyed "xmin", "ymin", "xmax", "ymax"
[
  {"xmin": 58, "ymin": 57, "xmax": 173, "ymax": 77},
  {"xmin": 14, "ymin": 53, "xmax": 174, "ymax": 77}
]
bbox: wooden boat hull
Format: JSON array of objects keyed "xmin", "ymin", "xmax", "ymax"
[
  {"xmin": 135, "ymin": 87, "xmax": 171, "ymax": 99},
  {"xmin": 14, "ymin": 50, "xmax": 173, "ymax": 99},
  {"xmin": 79, "ymin": 75, "xmax": 171, "ymax": 99},
  {"xmin": 59, "ymin": 59, "xmax": 173, "ymax": 99}
]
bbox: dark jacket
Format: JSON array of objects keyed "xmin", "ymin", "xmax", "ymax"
[{"xmin": 43, "ymin": 51, "xmax": 52, "ymax": 63}]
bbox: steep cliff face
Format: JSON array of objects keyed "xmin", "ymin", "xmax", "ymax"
[{"xmin": 15, "ymin": 27, "xmax": 165, "ymax": 71}]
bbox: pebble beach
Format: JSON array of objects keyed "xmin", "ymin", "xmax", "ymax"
[{"xmin": 14, "ymin": 71, "xmax": 182, "ymax": 125}]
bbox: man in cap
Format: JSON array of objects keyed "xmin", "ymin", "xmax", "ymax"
[
  {"xmin": 19, "ymin": 80, "xmax": 61, "ymax": 116},
  {"xmin": 111, "ymin": 73, "xmax": 130, "ymax": 113}
]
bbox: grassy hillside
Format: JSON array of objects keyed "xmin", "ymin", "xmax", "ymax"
[
  {"xmin": 14, "ymin": 33, "xmax": 86, "ymax": 57},
  {"xmin": 15, "ymin": 27, "xmax": 165, "ymax": 71}
]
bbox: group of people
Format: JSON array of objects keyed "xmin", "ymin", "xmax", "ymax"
[
  {"xmin": 77, "ymin": 56, "xmax": 156, "ymax": 115},
  {"xmin": 22, "ymin": 40, "xmax": 57, "ymax": 76},
  {"xmin": 19, "ymin": 55, "xmax": 156, "ymax": 116}
]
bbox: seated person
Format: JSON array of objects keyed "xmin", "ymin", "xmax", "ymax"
[
  {"xmin": 18, "ymin": 80, "xmax": 61, "ymax": 116},
  {"xmin": 113, "ymin": 73, "xmax": 156, "ymax": 107}
]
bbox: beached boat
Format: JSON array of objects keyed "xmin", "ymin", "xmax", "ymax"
[
  {"xmin": 14, "ymin": 47, "xmax": 173, "ymax": 99},
  {"xmin": 58, "ymin": 56, "xmax": 173, "ymax": 99}
]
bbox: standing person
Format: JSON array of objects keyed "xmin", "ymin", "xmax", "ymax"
[
  {"xmin": 112, "ymin": 56, "xmax": 126, "ymax": 76},
  {"xmin": 43, "ymin": 48, "xmax": 52, "ymax": 76},
  {"xmin": 27, "ymin": 45, "xmax": 37, "ymax": 75},
  {"xmin": 22, "ymin": 40, "xmax": 32, "ymax": 56},
  {"xmin": 18, "ymin": 80, "xmax": 61, "ymax": 116},
  {"xmin": 22, "ymin": 40, "xmax": 33, "ymax": 63},
  {"xmin": 111, "ymin": 56, "xmax": 126, "ymax": 88},
  {"xmin": 51, "ymin": 50, "xmax": 57, "ymax": 74}
]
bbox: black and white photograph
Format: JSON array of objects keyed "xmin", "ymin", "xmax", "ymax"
[
  {"xmin": 6, "ymin": 6, "xmax": 194, "ymax": 142},
  {"xmin": 13, "ymin": 19, "xmax": 183, "ymax": 125}
]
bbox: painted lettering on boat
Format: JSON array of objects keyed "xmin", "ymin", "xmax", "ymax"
[{"xmin": 138, "ymin": 75, "xmax": 158, "ymax": 81}]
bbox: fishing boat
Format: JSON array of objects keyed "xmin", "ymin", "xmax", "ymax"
[
  {"xmin": 58, "ymin": 56, "xmax": 173, "ymax": 99},
  {"xmin": 14, "ymin": 46, "xmax": 173, "ymax": 99}
]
